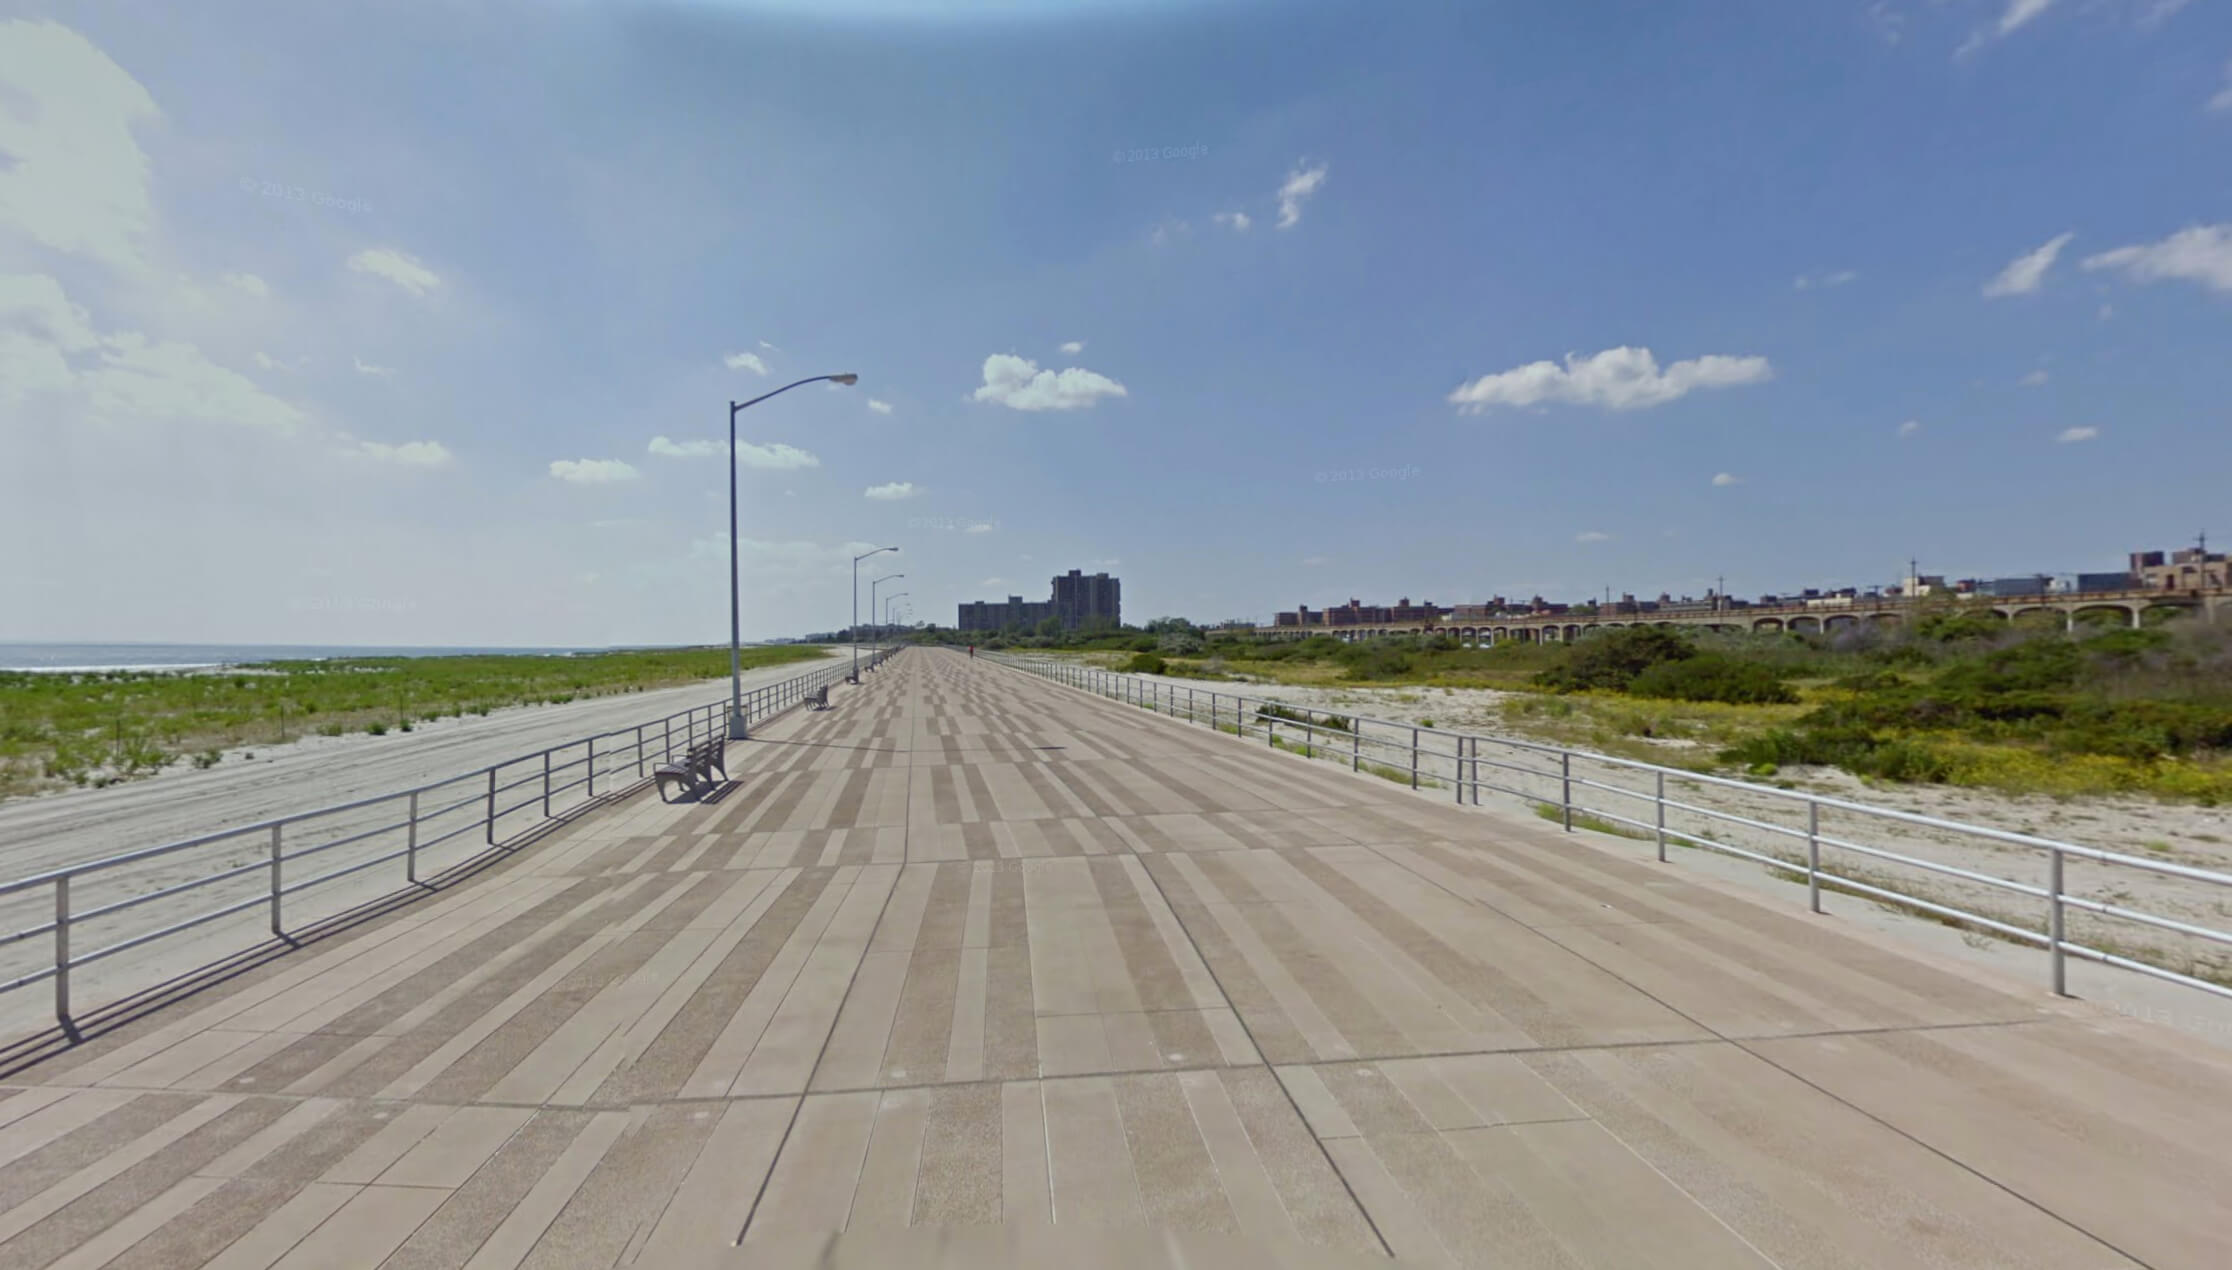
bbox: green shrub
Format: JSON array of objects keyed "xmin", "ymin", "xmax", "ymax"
[
  {"xmin": 1124, "ymin": 653, "xmax": 1167, "ymax": 675},
  {"xmin": 367, "ymin": 722, "xmax": 388, "ymax": 736},
  {"xmin": 1626, "ymin": 654, "xmax": 1797, "ymax": 705},
  {"xmin": 1536, "ymin": 627, "xmax": 1695, "ymax": 693}
]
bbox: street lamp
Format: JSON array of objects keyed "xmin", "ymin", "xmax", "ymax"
[
  {"xmin": 852, "ymin": 546, "xmax": 897, "ymax": 683},
  {"xmin": 870, "ymin": 572, "xmax": 904, "ymax": 645},
  {"xmin": 885, "ymin": 592, "xmax": 909, "ymax": 633},
  {"xmin": 728, "ymin": 373, "xmax": 858, "ymax": 739}
]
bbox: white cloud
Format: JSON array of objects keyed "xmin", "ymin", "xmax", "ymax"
[
  {"xmin": 1997, "ymin": 0, "xmax": 2057, "ymax": 36},
  {"xmin": 2056, "ymin": 426, "xmax": 2100, "ymax": 444},
  {"xmin": 1793, "ymin": 270, "xmax": 1858, "ymax": 290},
  {"xmin": 1449, "ymin": 346, "xmax": 1772, "ymax": 413},
  {"xmin": 549, "ymin": 458, "xmax": 640, "ymax": 484},
  {"xmin": 1576, "ymin": 531, "xmax": 1612, "ymax": 543},
  {"xmin": 979, "ymin": 577, "xmax": 1007, "ymax": 588},
  {"xmin": 343, "ymin": 439, "xmax": 452, "ymax": 468},
  {"xmin": 864, "ymin": 481, "xmax": 918, "ymax": 501},
  {"xmin": 1149, "ymin": 219, "xmax": 1190, "ymax": 247},
  {"xmin": 2209, "ymin": 61, "xmax": 2232, "ymax": 112},
  {"xmin": 867, "ymin": 397, "xmax": 893, "ymax": 414},
  {"xmin": 737, "ymin": 441, "xmax": 818, "ymax": 470},
  {"xmin": 346, "ymin": 247, "xmax": 442, "ymax": 297},
  {"xmin": 353, "ymin": 356, "xmax": 395, "ymax": 377},
  {"xmin": 79, "ymin": 330, "xmax": 304, "ymax": 432},
  {"xmin": 964, "ymin": 522, "xmax": 994, "ymax": 534},
  {"xmin": 1276, "ymin": 161, "xmax": 1328, "ymax": 229},
  {"xmin": 1212, "ymin": 211, "xmax": 1252, "ymax": 231},
  {"xmin": 251, "ymin": 351, "xmax": 282, "ymax": 370},
  {"xmin": 2018, "ymin": 369, "xmax": 2049, "ymax": 387},
  {"xmin": 723, "ymin": 350, "xmax": 769, "ymax": 375},
  {"xmin": 2141, "ymin": 0, "xmax": 2193, "ymax": 30},
  {"xmin": 971, "ymin": 353, "xmax": 1128, "ymax": 411},
  {"xmin": 647, "ymin": 435, "xmax": 721, "ymax": 458},
  {"xmin": 1982, "ymin": 232, "xmax": 2073, "ymax": 297},
  {"xmin": 2081, "ymin": 223, "xmax": 2232, "ymax": 293},
  {"xmin": 1867, "ymin": 2, "xmax": 1905, "ymax": 44},
  {"xmin": 647, "ymin": 435, "xmax": 821, "ymax": 468},
  {"xmin": 0, "ymin": 20, "xmax": 159, "ymax": 273},
  {"xmin": 1711, "ymin": 472, "xmax": 1742, "ymax": 486},
  {"xmin": 221, "ymin": 272, "xmax": 270, "ymax": 298},
  {"xmin": 1898, "ymin": 418, "xmax": 1923, "ymax": 437},
  {"xmin": 1059, "ymin": 340, "xmax": 1084, "ymax": 355}
]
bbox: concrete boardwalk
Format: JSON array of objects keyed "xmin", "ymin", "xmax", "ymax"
[{"xmin": 1, "ymin": 649, "xmax": 2227, "ymax": 1268}]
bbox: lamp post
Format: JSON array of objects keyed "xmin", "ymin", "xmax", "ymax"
[
  {"xmin": 730, "ymin": 373, "xmax": 859, "ymax": 739},
  {"xmin": 870, "ymin": 571, "xmax": 904, "ymax": 651},
  {"xmin": 852, "ymin": 547, "xmax": 897, "ymax": 683},
  {"xmin": 885, "ymin": 592, "xmax": 908, "ymax": 635}
]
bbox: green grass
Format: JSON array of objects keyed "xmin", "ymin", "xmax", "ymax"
[
  {"xmin": 0, "ymin": 644, "xmax": 829, "ymax": 799},
  {"xmin": 1532, "ymin": 801, "xmax": 1650, "ymax": 839}
]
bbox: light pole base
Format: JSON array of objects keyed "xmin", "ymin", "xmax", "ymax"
[{"xmin": 727, "ymin": 711, "xmax": 750, "ymax": 741}]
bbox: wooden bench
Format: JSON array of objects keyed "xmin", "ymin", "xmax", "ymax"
[
  {"xmin": 807, "ymin": 684, "xmax": 830, "ymax": 711},
  {"xmin": 653, "ymin": 737, "xmax": 728, "ymax": 802}
]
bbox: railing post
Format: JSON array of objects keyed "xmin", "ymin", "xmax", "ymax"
[
  {"xmin": 587, "ymin": 736, "xmax": 596, "ymax": 799},
  {"xmin": 2049, "ymin": 847, "xmax": 2067, "ymax": 996},
  {"xmin": 1454, "ymin": 735, "xmax": 1462, "ymax": 803},
  {"xmin": 406, "ymin": 789, "xmax": 421, "ymax": 884},
  {"xmin": 269, "ymin": 823, "xmax": 284, "ymax": 937},
  {"xmin": 1807, "ymin": 800, "xmax": 1822, "ymax": 913},
  {"xmin": 543, "ymin": 751, "xmax": 552, "ymax": 817},
  {"xmin": 1352, "ymin": 725, "xmax": 1360, "ymax": 772},
  {"xmin": 1654, "ymin": 771, "xmax": 1666, "ymax": 862},
  {"xmin": 54, "ymin": 875, "xmax": 70, "ymax": 1028},
  {"xmin": 1411, "ymin": 728, "xmax": 1419, "ymax": 789},
  {"xmin": 1561, "ymin": 752, "xmax": 1573, "ymax": 832},
  {"xmin": 486, "ymin": 768, "xmax": 497, "ymax": 844},
  {"xmin": 636, "ymin": 725, "xmax": 646, "ymax": 777}
]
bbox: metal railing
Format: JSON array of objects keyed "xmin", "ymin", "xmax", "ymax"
[
  {"xmin": 986, "ymin": 651, "xmax": 2232, "ymax": 1006},
  {"xmin": 0, "ymin": 646, "xmax": 898, "ymax": 1031}
]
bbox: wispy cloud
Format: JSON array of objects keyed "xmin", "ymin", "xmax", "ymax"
[
  {"xmin": 2056, "ymin": 426, "xmax": 2100, "ymax": 444},
  {"xmin": 2081, "ymin": 223, "xmax": 2232, "ymax": 293},
  {"xmin": 1059, "ymin": 340, "xmax": 1084, "ymax": 354},
  {"xmin": 353, "ymin": 356, "xmax": 395, "ymax": 377},
  {"xmin": 548, "ymin": 458, "xmax": 640, "ymax": 483},
  {"xmin": 1576, "ymin": 531, "xmax": 1612, "ymax": 543},
  {"xmin": 343, "ymin": 439, "xmax": 452, "ymax": 468},
  {"xmin": 1449, "ymin": 346, "xmax": 1772, "ymax": 413},
  {"xmin": 1212, "ymin": 211, "xmax": 1252, "ymax": 231},
  {"xmin": 1302, "ymin": 555, "xmax": 1330, "ymax": 566},
  {"xmin": 723, "ymin": 350, "xmax": 769, "ymax": 375},
  {"xmin": 221, "ymin": 271, "xmax": 269, "ymax": 298},
  {"xmin": 1793, "ymin": 270, "xmax": 1858, "ymax": 290},
  {"xmin": 647, "ymin": 435, "xmax": 821, "ymax": 469},
  {"xmin": 865, "ymin": 481, "xmax": 919, "ymax": 500},
  {"xmin": 1711, "ymin": 472, "xmax": 1742, "ymax": 486},
  {"xmin": 866, "ymin": 398, "xmax": 893, "ymax": 414},
  {"xmin": 1276, "ymin": 160, "xmax": 1328, "ymax": 229},
  {"xmin": 1983, "ymin": 232, "xmax": 2073, "ymax": 297},
  {"xmin": 971, "ymin": 353, "xmax": 1128, "ymax": 411},
  {"xmin": 964, "ymin": 522, "xmax": 994, "ymax": 534},
  {"xmin": 346, "ymin": 247, "xmax": 441, "ymax": 297},
  {"xmin": 1898, "ymin": 419, "xmax": 1923, "ymax": 438}
]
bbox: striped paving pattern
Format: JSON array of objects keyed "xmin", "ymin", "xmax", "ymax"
[{"xmin": 1, "ymin": 648, "xmax": 2228, "ymax": 1268}]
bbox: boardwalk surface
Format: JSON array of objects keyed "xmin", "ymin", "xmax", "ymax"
[{"xmin": 1, "ymin": 649, "xmax": 2227, "ymax": 1268}]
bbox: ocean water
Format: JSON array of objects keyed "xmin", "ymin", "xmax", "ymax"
[{"xmin": 0, "ymin": 643, "xmax": 596, "ymax": 673}]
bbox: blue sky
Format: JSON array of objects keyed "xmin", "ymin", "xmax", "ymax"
[{"xmin": 2, "ymin": 0, "xmax": 2228, "ymax": 645}]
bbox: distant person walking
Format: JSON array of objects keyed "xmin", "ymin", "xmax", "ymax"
[{"xmin": 968, "ymin": 645, "xmax": 975, "ymax": 658}]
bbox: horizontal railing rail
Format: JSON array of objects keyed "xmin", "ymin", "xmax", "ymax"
[
  {"xmin": 0, "ymin": 646, "xmax": 898, "ymax": 1030},
  {"xmin": 984, "ymin": 650, "xmax": 2232, "ymax": 1006}
]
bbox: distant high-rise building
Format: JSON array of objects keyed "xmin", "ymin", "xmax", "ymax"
[
  {"xmin": 1051, "ymin": 569, "xmax": 1121, "ymax": 628},
  {"xmin": 957, "ymin": 569, "xmax": 1121, "ymax": 631}
]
